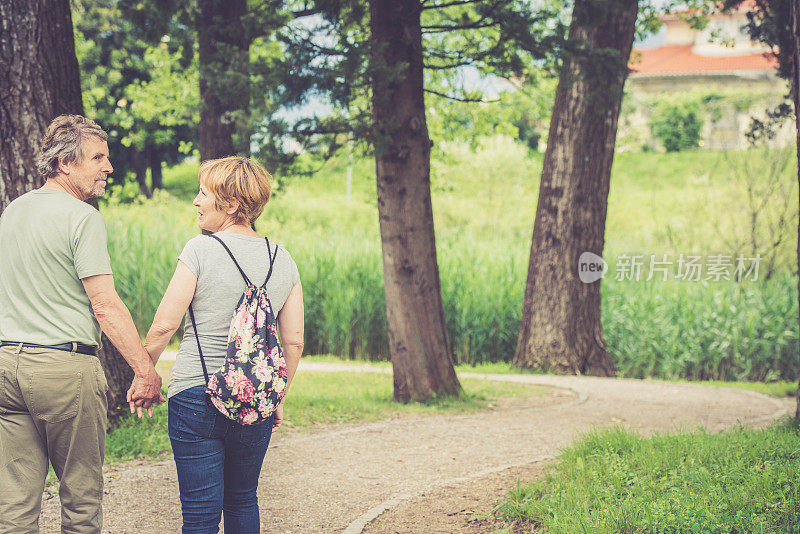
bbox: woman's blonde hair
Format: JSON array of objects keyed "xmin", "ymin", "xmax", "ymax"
[{"xmin": 199, "ymin": 156, "xmax": 272, "ymax": 224}]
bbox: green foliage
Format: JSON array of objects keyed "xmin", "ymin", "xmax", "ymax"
[
  {"xmin": 724, "ymin": 0, "xmax": 793, "ymax": 81},
  {"xmin": 619, "ymin": 86, "xmax": 779, "ymax": 153},
  {"xmin": 73, "ymin": 0, "xmax": 199, "ymax": 194},
  {"xmin": 262, "ymin": 0, "xmax": 567, "ymax": 167},
  {"xmin": 426, "ymin": 75, "xmax": 557, "ymax": 151},
  {"xmin": 650, "ymin": 100, "xmax": 704, "ymax": 152},
  {"xmin": 496, "ymin": 421, "xmax": 800, "ymax": 533}
]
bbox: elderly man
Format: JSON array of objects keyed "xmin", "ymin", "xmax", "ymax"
[{"xmin": 0, "ymin": 115, "xmax": 163, "ymax": 533}]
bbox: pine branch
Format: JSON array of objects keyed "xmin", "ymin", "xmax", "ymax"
[
  {"xmin": 421, "ymin": 0, "xmax": 485, "ymax": 10},
  {"xmin": 423, "ymin": 88, "xmax": 496, "ymax": 102},
  {"xmin": 422, "ymin": 21, "xmax": 500, "ymax": 32},
  {"xmin": 422, "ymin": 0, "xmax": 507, "ymax": 31},
  {"xmin": 283, "ymin": 27, "xmax": 349, "ymax": 57},
  {"xmin": 292, "ymin": 7, "xmax": 323, "ymax": 17},
  {"xmin": 423, "ymin": 60, "xmax": 475, "ymax": 69}
]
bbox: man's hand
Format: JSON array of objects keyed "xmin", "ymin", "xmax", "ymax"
[
  {"xmin": 272, "ymin": 401, "xmax": 284, "ymax": 432},
  {"xmin": 126, "ymin": 365, "xmax": 165, "ymax": 418}
]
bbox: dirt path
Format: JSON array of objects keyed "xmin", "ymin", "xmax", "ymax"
[{"xmin": 38, "ymin": 361, "xmax": 790, "ymax": 533}]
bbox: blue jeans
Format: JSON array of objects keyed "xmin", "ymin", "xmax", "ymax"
[{"xmin": 168, "ymin": 386, "xmax": 273, "ymax": 533}]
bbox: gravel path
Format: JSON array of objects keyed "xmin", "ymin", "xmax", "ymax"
[{"xmin": 37, "ymin": 361, "xmax": 790, "ymax": 533}]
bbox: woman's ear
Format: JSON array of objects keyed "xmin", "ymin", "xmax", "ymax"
[{"xmin": 226, "ymin": 199, "xmax": 240, "ymax": 216}]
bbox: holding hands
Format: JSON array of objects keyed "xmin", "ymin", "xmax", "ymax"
[{"xmin": 126, "ymin": 362, "xmax": 165, "ymax": 418}]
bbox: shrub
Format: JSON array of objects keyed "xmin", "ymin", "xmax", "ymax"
[{"xmin": 650, "ymin": 101, "xmax": 704, "ymax": 152}]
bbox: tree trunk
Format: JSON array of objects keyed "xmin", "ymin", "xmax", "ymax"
[
  {"xmin": 790, "ymin": 0, "xmax": 800, "ymax": 419},
  {"xmin": 132, "ymin": 149, "xmax": 153, "ymax": 198},
  {"xmin": 0, "ymin": 0, "xmax": 134, "ymax": 425},
  {"xmin": 369, "ymin": 0, "xmax": 461, "ymax": 402},
  {"xmin": 513, "ymin": 0, "xmax": 638, "ymax": 375},
  {"xmin": 0, "ymin": 0, "xmax": 82, "ymax": 212},
  {"xmin": 148, "ymin": 145, "xmax": 163, "ymax": 191},
  {"xmin": 197, "ymin": 0, "xmax": 250, "ymax": 161}
]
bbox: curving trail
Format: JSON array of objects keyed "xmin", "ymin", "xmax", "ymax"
[{"xmin": 38, "ymin": 361, "xmax": 790, "ymax": 533}]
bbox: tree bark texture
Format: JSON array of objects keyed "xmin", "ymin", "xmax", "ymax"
[
  {"xmin": 197, "ymin": 0, "xmax": 250, "ymax": 161},
  {"xmin": 369, "ymin": 0, "xmax": 461, "ymax": 402},
  {"xmin": 790, "ymin": 0, "xmax": 800, "ymax": 418},
  {"xmin": 0, "ymin": 0, "xmax": 133, "ymax": 424},
  {"xmin": 514, "ymin": 0, "xmax": 638, "ymax": 375},
  {"xmin": 0, "ymin": 0, "xmax": 82, "ymax": 212}
]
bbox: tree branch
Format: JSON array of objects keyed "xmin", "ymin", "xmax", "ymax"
[
  {"xmin": 423, "ymin": 61, "xmax": 475, "ymax": 70},
  {"xmin": 292, "ymin": 7, "xmax": 323, "ymax": 17},
  {"xmin": 422, "ymin": 21, "xmax": 500, "ymax": 33},
  {"xmin": 421, "ymin": 0, "xmax": 485, "ymax": 10},
  {"xmin": 424, "ymin": 88, "xmax": 497, "ymax": 102}
]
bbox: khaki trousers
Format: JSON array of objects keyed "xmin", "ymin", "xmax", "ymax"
[{"xmin": 0, "ymin": 345, "xmax": 108, "ymax": 534}]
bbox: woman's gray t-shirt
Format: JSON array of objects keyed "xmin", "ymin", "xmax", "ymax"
[{"xmin": 167, "ymin": 231, "xmax": 300, "ymax": 398}]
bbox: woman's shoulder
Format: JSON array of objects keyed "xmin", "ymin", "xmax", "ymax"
[
  {"xmin": 180, "ymin": 233, "xmax": 207, "ymax": 251},
  {"xmin": 269, "ymin": 240, "xmax": 295, "ymax": 262},
  {"xmin": 267, "ymin": 240, "xmax": 300, "ymax": 282},
  {"xmin": 179, "ymin": 233, "xmax": 222, "ymax": 261}
]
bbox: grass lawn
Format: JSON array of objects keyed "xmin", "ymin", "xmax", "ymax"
[{"xmin": 495, "ymin": 420, "xmax": 800, "ymax": 533}]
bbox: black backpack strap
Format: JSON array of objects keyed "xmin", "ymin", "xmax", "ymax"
[
  {"xmin": 188, "ymin": 303, "xmax": 210, "ymax": 384},
  {"xmin": 209, "ymin": 234, "xmax": 252, "ymax": 286},
  {"xmin": 262, "ymin": 238, "xmax": 278, "ymax": 288}
]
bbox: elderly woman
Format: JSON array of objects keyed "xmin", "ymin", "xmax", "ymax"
[{"xmin": 135, "ymin": 156, "xmax": 303, "ymax": 532}]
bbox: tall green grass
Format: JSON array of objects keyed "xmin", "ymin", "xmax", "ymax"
[{"xmin": 103, "ymin": 138, "xmax": 799, "ymax": 382}]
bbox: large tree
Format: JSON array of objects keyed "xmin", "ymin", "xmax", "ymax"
[
  {"xmin": 269, "ymin": 0, "xmax": 560, "ymax": 401},
  {"xmin": 0, "ymin": 0, "xmax": 134, "ymax": 424},
  {"xmin": 0, "ymin": 0, "xmax": 83, "ymax": 211},
  {"xmin": 368, "ymin": 0, "xmax": 461, "ymax": 401},
  {"xmin": 513, "ymin": 0, "xmax": 639, "ymax": 375},
  {"xmin": 197, "ymin": 0, "xmax": 250, "ymax": 160}
]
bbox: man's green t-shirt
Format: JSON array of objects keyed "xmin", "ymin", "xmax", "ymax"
[{"xmin": 0, "ymin": 189, "xmax": 113, "ymax": 346}]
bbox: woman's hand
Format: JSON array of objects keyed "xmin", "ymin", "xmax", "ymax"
[
  {"xmin": 272, "ymin": 401, "xmax": 284, "ymax": 432},
  {"xmin": 126, "ymin": 378, "xmax": 164, "ymax": 419}
]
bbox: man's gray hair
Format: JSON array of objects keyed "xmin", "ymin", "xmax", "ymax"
[{"xmin": 36, "ymin": 115, "xmax": 108, "ymax": 179}]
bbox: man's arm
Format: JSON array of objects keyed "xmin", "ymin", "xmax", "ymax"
[{"xmin": 81, "ymin": 274, "xmax": 163, "ymax": 411}]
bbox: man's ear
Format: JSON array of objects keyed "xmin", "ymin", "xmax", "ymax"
[{"xmin": 57, "ymin": 157, "xmax": 71, "ymax": 175}]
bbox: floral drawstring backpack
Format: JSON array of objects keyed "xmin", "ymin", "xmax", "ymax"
[{"xmin": 188, "ymin": 234, "xmax": 288, "ymax": 425}]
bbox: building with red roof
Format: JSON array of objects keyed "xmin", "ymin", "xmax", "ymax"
[
  {"xmin": 619, "ymin": 2, "xmax": 791, "ymax": 150},
  {"xmin": 629, "ymin": 0, "xmax": 778, "ymax": 86}
]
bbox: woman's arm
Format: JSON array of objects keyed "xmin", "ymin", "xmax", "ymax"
[
  {"xmin": 274, "ymin": 281, "xmax": 304, "ymax": 431},
  {"xmin": 143, "ymin": 260, "xmax": 198, "ymax": 364}
]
